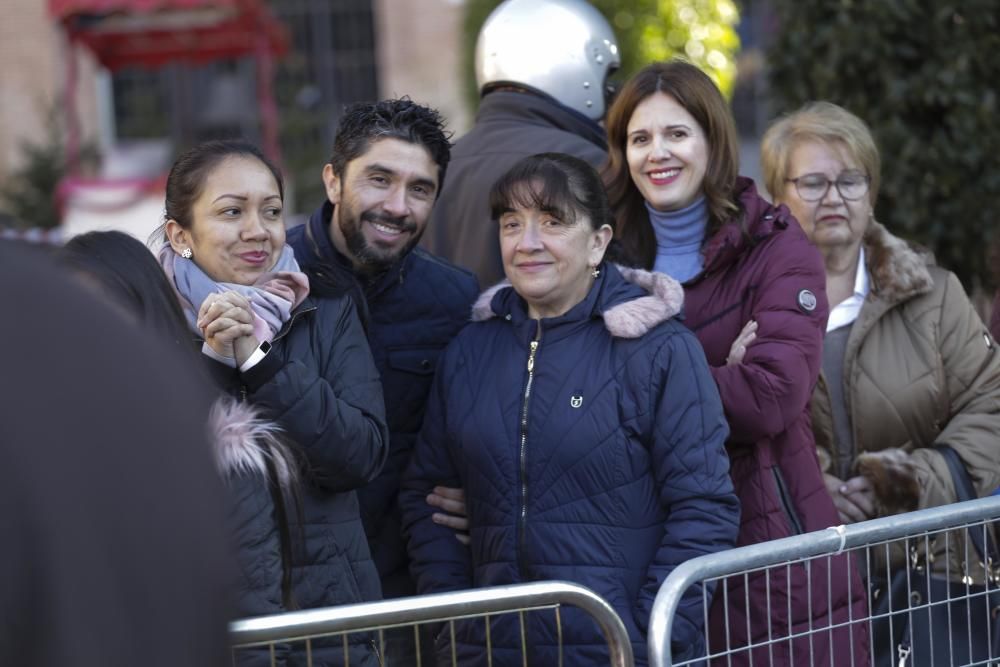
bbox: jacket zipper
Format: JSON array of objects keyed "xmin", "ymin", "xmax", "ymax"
[
  {"xmin": 272, "ymin": 305, "xmax": 316, "ymax": 344},
  {"xmin": 517, "ymin": 321, "xmax": 542, "ymax": 579},
  {"xmin": 772, "ymin": 467, "xmax": 805, "ymax": 535}
]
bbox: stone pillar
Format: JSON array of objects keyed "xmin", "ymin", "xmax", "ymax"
[{"xmin": 372, "ymin": 0, "xmax": 472, "ymax": 136}]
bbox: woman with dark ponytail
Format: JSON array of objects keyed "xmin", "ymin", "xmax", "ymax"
[{"xmin": 151, "ymin": 139, "xmax": 388, "ymax": 666}]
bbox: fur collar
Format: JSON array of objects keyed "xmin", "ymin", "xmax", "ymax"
[
  {"xmin": 470, "ymin": 265, "xmax": 684, "ymax": 339},
  {"xmin": 864, "ymin": 221, "xmax": 933, "ymax": 302},
  {"xmin": 209, "ymin": 396, "xmax": 297, "ymax": 488}
]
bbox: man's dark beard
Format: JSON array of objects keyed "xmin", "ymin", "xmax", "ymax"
[{"xmin": 343, "ymin": 211, "xmax": 422, "ymax": 274}]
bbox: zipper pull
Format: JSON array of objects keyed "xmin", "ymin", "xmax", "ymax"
[
  {"xmin": 527, "ymin": 341, "xmax": 538, "ymax": 372},
  {"xmin": 897, "ymin": 642, "xmax": 911, "ymax": 667},
  {"xmin": 240, "ymin": 385, "xmax": 248, "ymax": 402}
]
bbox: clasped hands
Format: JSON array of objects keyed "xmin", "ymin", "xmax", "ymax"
[
  {"xmin": 824, "ymin": 473, "xmax": 876, "ymax": 524},
  {"xmin": 197, "ymin": 291, "xmax": 260, "ymax": 366}
]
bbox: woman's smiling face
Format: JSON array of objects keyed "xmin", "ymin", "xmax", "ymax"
[
  {"xmin": 173, "ymin": 155, "xmax": 286, "ymax": 285},
  {"xmin": 626, "ymin": 91, "xmax": 709, "ymax": 213},
  {"xmin": 499, "ymin": 183, "xmax": 610, "ymax": 320}
]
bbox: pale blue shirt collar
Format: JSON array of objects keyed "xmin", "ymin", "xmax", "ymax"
[{"xmin": 826, "ymin": 246, "xmax": 870, "ymax": 333}]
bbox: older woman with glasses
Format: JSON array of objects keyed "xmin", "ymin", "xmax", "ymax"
[{"xmin": 762, "ymin": 100, "xmax": 1000, "ymax": 547}]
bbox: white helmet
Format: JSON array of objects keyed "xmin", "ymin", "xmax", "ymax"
[{"xmin": 475, "ymin": 0, "xmax": 620, "ymax": 120}]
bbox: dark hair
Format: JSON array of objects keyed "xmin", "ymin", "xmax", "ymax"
[
  {"xmin": 489, "ymin": 152, "xmax": 630, "ymax": 265},
  {"xmin": 59, "ymin": 231, "xmax": 191, "ymax": 347},
  {"xmin": 603, "ymin": 60, "xmax": 741, "ymax": 269},
  {"xmin": 164, "ymin": 139, "xmax": 283, "ymax": 231},
  {"xmin": 329, "ymin": 98, "xmax": 451, "ymax": 190}
]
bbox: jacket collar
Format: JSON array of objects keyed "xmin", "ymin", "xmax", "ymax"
[
  {"xmin": 477, "ymin": 90, "xmax": 608, "ymax": 151},
  {"xmin": 700, "ymin": 177, "xmax": 791, "ymax": 276},
  {"xmin": 470, "ymin": 263, "xmax": 684, "ymax": 339},
  {"xmin": 305, "ymin": 201, "xmax": 410, "ymax": 300},
  {"xmin": 862, "ymin": 220, "xmax": 933, "ymax": 303}
]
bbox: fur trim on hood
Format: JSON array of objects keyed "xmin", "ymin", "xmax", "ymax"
[
  {"xmin": 605, "ymin": 266, "xmax": 685, "ymax": 338},
  {"xmin": 470, "ymin": 265, "xmax": 684, "ymax": 338},
  {"xmin": 209, "ymin": 395, "xmax": 297, "ymax": 489},
  {"xmin": 865, "ymin": 221, "xmax": 933, "ymax": 302}
]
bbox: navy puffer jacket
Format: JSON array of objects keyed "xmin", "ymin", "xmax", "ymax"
[
  {"xmin": 401, "ymin": 263, "xmax": 740, "ymax": 666},
  {"xmin": 203, "ymin": 294, "xmax": 388, "ymax": 667},
  {"xmin": 288, "ymin": 205, "xmax": 478, "ymax": 598}
]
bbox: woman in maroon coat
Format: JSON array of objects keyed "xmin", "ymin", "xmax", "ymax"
[{"xmin": 603, "ymin": 60, "xmax": 869, "ymax": 666}]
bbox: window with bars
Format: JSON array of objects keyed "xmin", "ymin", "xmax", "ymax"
[{"xmin": 108, "ymin": 0, "xmax": 379, "ymax": 214}]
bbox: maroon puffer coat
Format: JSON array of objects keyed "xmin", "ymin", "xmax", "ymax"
[{"xmin": 681, "ymin": 179, "xmax": 869, "ymax": 666}]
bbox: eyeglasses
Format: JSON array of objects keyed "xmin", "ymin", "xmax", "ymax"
[{"xmin": 785, "ymin": 171, "xmax": 870, "ymax": 202}]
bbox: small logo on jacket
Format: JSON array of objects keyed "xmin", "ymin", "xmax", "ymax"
[
  {"xmin": 797, "ymin": 289, "xmax": 817, "ymax": 313},
  {"xmin": 570, "ymin": 395, "xmax": 584, "ymax": 408}
]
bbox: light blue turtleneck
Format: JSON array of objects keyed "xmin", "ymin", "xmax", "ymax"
[{"xmin": 647, "ymin": 197, "xmax": 707, "ymax": 283}]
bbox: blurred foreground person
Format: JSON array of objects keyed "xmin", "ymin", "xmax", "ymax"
[
  {"xmin": 0, "ymin": 241, "xmax": 233, "ymax": 667},
  {"xmin": 58, "ymin": 230, "xmax": 302, "ymax": 666},
  {"xmin": 425, "ymin": 0, "xmax": 619, "ymax": 285},
  {"xmin": 402, "ymin": 153, "xmax": 739, "ymax": 666},
  {"xmin": 156, "ymin": 140, "xmax": 388, "ymax": 666}
]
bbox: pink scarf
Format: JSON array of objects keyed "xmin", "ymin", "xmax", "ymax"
[{"xmin": 157, "ymin": 242, "xmax": 310, "ymax": 344}]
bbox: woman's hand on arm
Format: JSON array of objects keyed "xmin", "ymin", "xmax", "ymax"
[
  {"xmin": 710, "ymin": 240, "xmax": 828, "ymax": 442},
  {"xmin": 725, "ymin": 320, "xmax": 757, "ymax": 366},
  {"xmin": 427, "ymin": 486, "xmax": 470, "ymax": 546}
]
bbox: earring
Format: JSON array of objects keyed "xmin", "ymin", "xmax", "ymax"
[
  {"xmin": 181, "ymin": 248, "xmax": 193, "ymax": 259},
  {"xmin": 591, "ymin": 266, "xmax": 601, "ymax": 278}
]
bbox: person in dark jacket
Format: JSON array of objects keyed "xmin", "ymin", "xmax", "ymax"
[
  {"xmin": 423, "ymin": 0, "xmax": 620, "ymax": 286},
  {"xmin": 0, "ymin": 241, "xmax": 233, "ymax": 667},
  {"xmin": 155, "ymin": 140, "xmax": 389, "ymax": 667},
  {"xmin": 286, "ymin": 100, "xmax": 478, "ymax": 612},
  {"xmin": 57, "ymin": 230, "xmax": 303, "ymax": 666},
  {"xmin": 401, "ymin": 153, "xmax": 740, "ymax": 666},
  {"xmin": 602, "ymin": 61, "xmax": 870, "ymax": 666}
]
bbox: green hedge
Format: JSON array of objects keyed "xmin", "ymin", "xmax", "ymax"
[
  {"xmin": 462, "ymin": 0, "xmax": 741, "ymax": 110},
  {"xmin": 767, "ymin": 0, "xmax": 1000, "ymax": 289}
]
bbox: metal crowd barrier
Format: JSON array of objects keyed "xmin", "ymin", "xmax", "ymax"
[
  {"xmin": 648, "ymin": 495, "xmax": 1000, "ymax": 666},
  {"xmin": 230, "ymin": 580, "xmax": 634, "ymax": 666}
]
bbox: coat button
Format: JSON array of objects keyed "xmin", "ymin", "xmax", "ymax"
[{"xmin": 420, "ymin": 359, "xmax": 431, "ymax": 370}]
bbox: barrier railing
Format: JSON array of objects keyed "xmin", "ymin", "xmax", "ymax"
[
  {"xmin": 231, "ymin": 580, "xmax": 634, "ymax": 666},
  {"xmin": 648, "ymin": 495, "xmax": 1000, "ymax": 666}
]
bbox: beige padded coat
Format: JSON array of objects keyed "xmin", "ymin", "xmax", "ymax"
[{"xmin": 811, "ymin": 221, "xmax": 1000, "ymax": 581}]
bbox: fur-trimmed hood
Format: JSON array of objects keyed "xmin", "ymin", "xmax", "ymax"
[
  {"xmin": 864, "ymin": 220, "xmax": 933, "ymax": 302},
  {"xmin": 208, "ymin": 395, "xmax": 297, "ymax": 489},
  {"xmin": 470, "ymin": 264, "xmax": 684, "ymax": 338}
]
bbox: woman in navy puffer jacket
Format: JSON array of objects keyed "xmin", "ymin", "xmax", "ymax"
[{"xmin": 401, "ymin": 153, "xmax": 740, "ymax": 666}]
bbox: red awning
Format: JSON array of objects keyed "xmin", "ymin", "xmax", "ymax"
[{"xmin": 48, "ymin": 0, "xmax": 287, "ymax": 70}]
